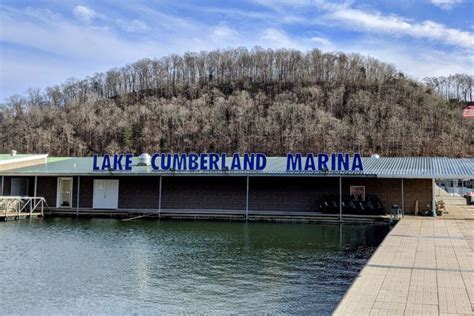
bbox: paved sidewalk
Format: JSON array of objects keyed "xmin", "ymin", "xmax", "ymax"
[{"xmin": 334, "ymin": 216, "xmax": 474, "ymax": 315}]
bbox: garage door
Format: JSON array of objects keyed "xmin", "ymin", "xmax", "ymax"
[{"xmin": 93, "ymin": 180, "xmax": 119, "ymax": 209}]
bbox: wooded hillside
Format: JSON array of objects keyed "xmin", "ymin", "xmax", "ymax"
[{"xmin": 0, "ymin": 47, "xmax": 472, "ymax": 157}]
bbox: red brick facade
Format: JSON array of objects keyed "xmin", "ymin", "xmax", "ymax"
[{"xmin": 3, "ymin": 175, "xmax": 433, "ymax": 214}]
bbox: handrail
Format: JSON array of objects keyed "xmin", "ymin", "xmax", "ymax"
[
  {"xmin": 389, "ymin": 204, "xmax": 402, "ymax": 224},
  {"xmin": 0, "ymin": 196, "xmax": 48, "ymax": 219}
]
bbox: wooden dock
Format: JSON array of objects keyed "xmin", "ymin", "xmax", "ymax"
[
  {"xmin": 47, "ymin": 208, "xmax": 393, "ymax": 223},
  {"xmin": 334, "ymin": 203, "xmax": 474, "ymax": 315}
]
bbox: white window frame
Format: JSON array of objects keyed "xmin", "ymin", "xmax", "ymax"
[{"xmin": 57, "ymin": 177, "xmax": 73, "ymax": 208}]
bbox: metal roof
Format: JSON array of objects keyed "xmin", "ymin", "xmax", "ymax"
[
  {"xmin": 0, "ymin": 154, "xmax": 31, "ymax": 161},
  {"xmin": 0, "ymin": 154, "xmax": 48, "ymax": 163},
  {"xmin": 0, "ymin": 156, "xmax": 473, "ymax": 179}
]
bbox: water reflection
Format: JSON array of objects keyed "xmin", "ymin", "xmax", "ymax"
[{"xmin": 0, "ymin": 218, "xmax": 388, "ymax": 315}]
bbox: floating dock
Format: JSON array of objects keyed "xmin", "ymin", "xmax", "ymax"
[
  {"xmin": 47, "ymin": 208, "xmax": 393, "ymax": 223},
  {"xmin": 334, "ymin": 202, "xmax": 474, "ymax": 315},
  {"xmin": 1, "ymin": 211, "xmax": 43, "ymax": 221}
]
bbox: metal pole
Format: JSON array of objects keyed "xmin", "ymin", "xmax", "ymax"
[
  {"xmin": 339, "ymin": 177, "xmax": 342, "ymax": 222},
  {"xmin": 1, "ymin": 176, "xmax": 3, "ymax": 196},
  {"xmin": 34, "ymin": 176, "xmax": 37, "ymax": 197},
  {"xmin": 76, "ymin": 176, "xmax": 80, "ymax": 216},
  {"xmin": 432, "ymin": 179, "xmax": 436, "ymax": 217},
  {"xmin": 158, "ymin": 176, "xmax": 162, "ymax": 218},
  {"xmin": 401, "ymin": 178, "xmax": 404, "ymax": 217},
  {"xmin": 339, "ymin": 223, "xmax": 343, "ymax": 249},
  {"xmin": 246, "ymin": 176, "xmax": 249, "ymax": 221}
]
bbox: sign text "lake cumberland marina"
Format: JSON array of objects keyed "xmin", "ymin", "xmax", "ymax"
[{"xmin": 93, "ymin": 153, "xmax": 364, "ymax": 172}]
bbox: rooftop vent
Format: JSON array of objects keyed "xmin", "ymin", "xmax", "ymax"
[{"xmin": 137, "ymin": 153, "xmax": 151, "ymax": 166}]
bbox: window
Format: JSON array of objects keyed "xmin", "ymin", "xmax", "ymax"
[
  {"xmin": 11, "ymin": 178, "xmax": 29, "ymax": 196},
  {"xmin": 57, "ymin": 178, "xmax": 73, "ymax": 208},
  {"xmin": 350, "ymin": 186, "xmax": 365, "ymax": 201}
]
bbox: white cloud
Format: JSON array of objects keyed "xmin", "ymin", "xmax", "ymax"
[
  {"xmin": 0, "ymin": 7, "xmax": 158, "ymax": 63},
  {"xmin": 72, "ymin": 5, "xmax": 96, "ymax": 24},
  {"xmin": 310, "ymin": 36, "xmax": 334, "ymax": 50},
  {"xmin": 325, "ymin": 8, "xmax": 474, "ymax": 49},
  {"xmin": 430, "ymin": 0, "xmax": 464, "ymax": 10},
  {"xmin": 259, "ymin": 28, "xmax": 334, "ymax": 51},
  {"xmin": 251, "ymin": 0, "xmax": 473, "ymax": 49},
  {"xmin": 0, "ymin": 52, "xmax": 87, "ymax": 98},
  {"xmin": 335, "ymin": 37, "xmax": 474, "ymax": 78},
  {"xmin": 212, "ymin": 24, "xmax": 239, "ymax": 40},
  {"xmin": 253, "ymin": 0, "xmax": 348, "ymax": 11},
  {"xmin": 261, "ymin": 28, "xmax": 298, "ymax": 48},
  {"xmin": 117, "ymin": 19, "xmax": 150, "ymax": 33},
  {"xmin": 1, "ymin": 1, "xmax": 473, "ymax": 99}
]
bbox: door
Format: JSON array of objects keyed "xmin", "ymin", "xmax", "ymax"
[
  {"xmin": 11, "ymin": 178, "xmax": 29, "ymax": 196},
  {"xmin": 57, "ymin": 177, "xmax": 73, "ymax": 208},
  {"xmin": 93, "ymin": 180, "xmax": 119, "ymax": 209}
]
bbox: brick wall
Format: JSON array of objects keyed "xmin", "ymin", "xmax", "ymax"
[
  {"xmin": 162, "ymin": 176, "xmax": 246, "ymax": 210},
  {"xmin": 36, "ymin": 177, "xmax": 57, "ymax": 206},
  {"xmin": 12, "ymin": 175, "xmax": 432, "ymax": 214},
  {"xmin": 342, "ymin": 178, "xmax": 401, "ymax": 212},
  {"xmin": 342, "ymin": 178, "xmax": 432, "ymax": 214},
  {"xmin": 119, "ymin": 177, "xmax": 160, "ymax": 209},
  {"xmin": 249, "ymin": 177, "xmax": 339, "ymax": 211},
  {"xmin": 404, "ymin": 179, "xmax": 433, "ymax": 213},
  {"xmin": 79, "ymin": 176, "xmax": 94, "ymax": 208},
  {"xmin": 78, "ymin": 176, "xmax": 160, "ymax": 209},
  {"xmin": 36, "ymin": 176, "xmax": 79, "ymax": 208}
]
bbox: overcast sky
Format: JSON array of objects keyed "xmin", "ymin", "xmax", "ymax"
[{"xmin": 0, "ymin": 0, "xmax": 473, "ymax": 100}]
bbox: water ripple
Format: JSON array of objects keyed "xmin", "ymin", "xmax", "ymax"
[{"xmin": 0, "ymin": 218, "xmax": 388, "ymax": 315}]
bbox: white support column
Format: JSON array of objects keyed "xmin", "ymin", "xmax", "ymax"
[
  {"xmin": 401, "ymin": 178, "xmax": 404, "ymax": 217},
  {"xmin": 32, "ymin": 176, "xmax": 38, "ymax": 216},
  {"xmin": 339, "ymin": 177, "xmax": 343, "ymax": 222},
  {"xmin": 76, "ymin": 176, "xmax": 80, "ymax": 216},
  {"xmin": 432, "ymin": 178, "xmax": 436, "ymax": 217},
  {"xmin": 246, "ymin": 176, "xmax": 250, "ymax": 221},
  {"xmin": 158, "ymin": 176, "xmax": 162, "ymax": 218}
]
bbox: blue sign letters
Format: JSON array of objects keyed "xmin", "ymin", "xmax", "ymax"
[
  {"xmin": 93, "ymin": 154, "xmax": 133, "ymax": 171},
  {"xmin": 92, "ymin": 152, "xmax": 363, "ymax": 172},
  {"xmin": 285, "ymin": 153, "xmax": 364, "ymax": 171}
]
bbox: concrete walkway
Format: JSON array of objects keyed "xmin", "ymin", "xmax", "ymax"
[{"xmin": 334, "ymin": 214, "xmax": 474, "ymax": 315}]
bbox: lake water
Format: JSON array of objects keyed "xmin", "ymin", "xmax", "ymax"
[{"xmin": 0, "ymin": 218, "xmax": 389, "ymax": 315}]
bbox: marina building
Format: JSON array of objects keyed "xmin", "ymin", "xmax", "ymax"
[{"xmin": 0, "ymin": 153, "xmax": 473, "ymax": 221}]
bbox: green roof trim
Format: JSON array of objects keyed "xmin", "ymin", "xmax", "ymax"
[{"xmin": 47, "ymin": 157, "xmax": 72, "ymax": 163}]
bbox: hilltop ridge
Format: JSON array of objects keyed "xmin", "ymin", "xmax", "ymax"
[{"xmin": 0, "ymin": 47, "xmax": 472, "ymax": 157}]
